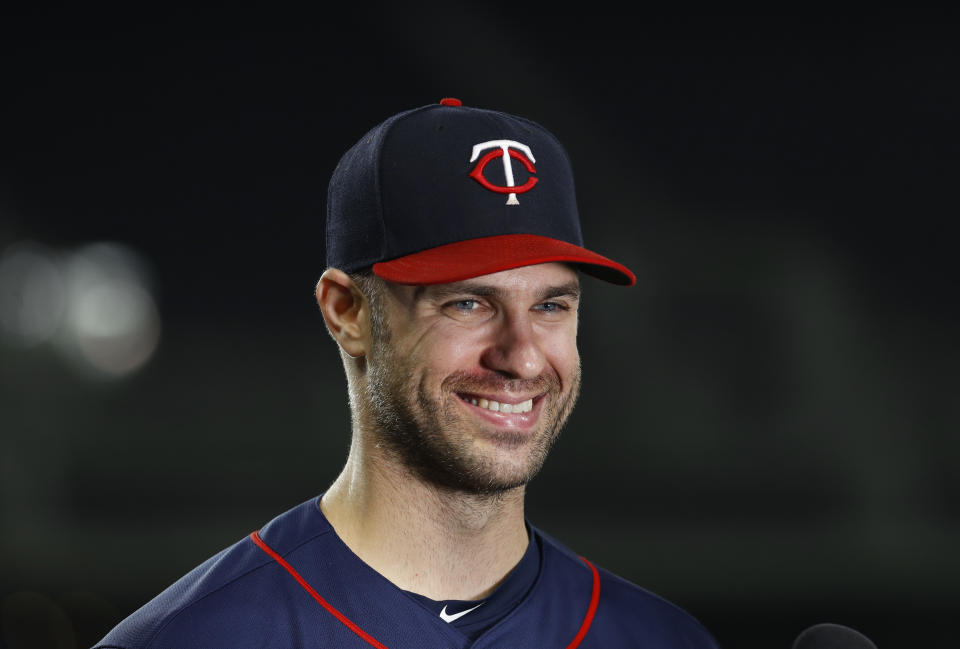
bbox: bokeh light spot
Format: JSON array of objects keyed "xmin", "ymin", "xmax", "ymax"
[{"xmin": 0, "ymin": 242, "xmax": 65, "ymax": 348}]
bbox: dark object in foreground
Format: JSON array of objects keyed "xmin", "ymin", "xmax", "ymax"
[{"xmin": 792, "ymin": 622, "xmax": 878, "ymax": 649}]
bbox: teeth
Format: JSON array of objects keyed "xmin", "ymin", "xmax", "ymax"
[{"xmin": 464, "ymin": 396, "xmax": 533, "ymax": 414}]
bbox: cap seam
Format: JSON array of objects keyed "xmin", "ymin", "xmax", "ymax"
[{"xmin": 373, "ymin": 104, "xmax": 452, "ymax": 267}]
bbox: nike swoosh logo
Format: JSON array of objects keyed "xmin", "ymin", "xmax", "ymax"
[{"xmin": 439, "ymin": 603, "xmax": 484, "ymax": 623}]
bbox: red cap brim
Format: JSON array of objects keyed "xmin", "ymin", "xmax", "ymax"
[{"xmin": 372, "ymin": 234, "xmax": 635, "ymax": 286}]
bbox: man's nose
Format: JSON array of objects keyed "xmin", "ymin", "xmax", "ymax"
[{"xmin": 479, "ymin": 312, "xmax": 547, "ymax": 379}]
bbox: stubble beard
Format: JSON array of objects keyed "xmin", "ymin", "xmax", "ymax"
[{"xmin": 363, "ymin": 338, "xmax": 582, "ymax": 496}]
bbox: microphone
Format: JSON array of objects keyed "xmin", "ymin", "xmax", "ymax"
[{"xmin": 792, "ymin": 623, "xmax": 877, "ymax": 649}]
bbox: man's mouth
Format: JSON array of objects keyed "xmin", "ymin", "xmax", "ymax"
[{"xmin": 456, "ymin": 393, "xmax": 535, "ymax": 414}]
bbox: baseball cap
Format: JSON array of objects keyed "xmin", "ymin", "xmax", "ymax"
[{"xmin": 326, "ymin": 97, "xmax": 635, "ymax": 286}]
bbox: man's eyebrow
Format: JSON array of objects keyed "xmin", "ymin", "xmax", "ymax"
[
  {"xmin": 540, "ymin": 281, "xmax": 581, "ymax": 301},
  {"xmin": 419, "ymin": 280, "xmax": 581, "ymax": 302}
]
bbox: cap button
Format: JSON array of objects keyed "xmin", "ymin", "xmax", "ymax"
[{"xmin": 439, "ymin": 97, "xmax": 462, "ymax": 107}]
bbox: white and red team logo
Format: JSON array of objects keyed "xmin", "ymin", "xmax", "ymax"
[{"xmin": 468, "ymin": 140, "xmax": 537, "ymax": 205}]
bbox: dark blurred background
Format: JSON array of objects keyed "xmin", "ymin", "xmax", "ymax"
[{"xmin": 1, "ymin": 5, "xmax": 958, "ymax": 648}]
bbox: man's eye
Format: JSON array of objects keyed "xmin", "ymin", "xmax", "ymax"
[
  {"xmin": 535, "ymin": 302, "xmax": 567, "ymax": 313},
  {"xmin": 450, "ymin": 299, "xmax": 479, "ymax": 311}
]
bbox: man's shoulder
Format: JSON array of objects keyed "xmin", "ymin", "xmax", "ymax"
[
  {"xmin": 533, "ymin": 527, "xmax": 720, "ymax": 649},
  {"xmin": 94, "ymin": 497, "xmax": 330, "ymax": 649},
  {"xmin": 93, "ymin": 538, "xmax": 268, "ymax": 649}
]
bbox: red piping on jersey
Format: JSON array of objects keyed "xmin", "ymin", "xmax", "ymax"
[
  {"xmin": 250, "ymin": 530, "xmax": 601, "ymax": 648},
  {"xmin": 565, "ymin": 557, "xmax": 601, "ymax": 649},
  {"xmin": 249, "ymin": 531, "xmax": 388, "ymax": 649}
]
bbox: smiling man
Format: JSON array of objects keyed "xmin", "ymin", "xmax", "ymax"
[{"xmin": 96, "ymin": 99, "xmax": 720, "ymax": 648}]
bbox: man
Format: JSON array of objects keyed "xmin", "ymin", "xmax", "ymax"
[{"xmin": 95, "ymin": 98, "xmax": 719, "ymax": 648}]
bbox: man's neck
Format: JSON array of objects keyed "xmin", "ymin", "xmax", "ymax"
[{"xmin": 320, "ymin": 446, "xmax": 529, "ymax": 601}]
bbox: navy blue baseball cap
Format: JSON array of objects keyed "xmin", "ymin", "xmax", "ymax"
[{"xmin": 326, "ymin": 98, "xmax": 635, "ymax": 286}]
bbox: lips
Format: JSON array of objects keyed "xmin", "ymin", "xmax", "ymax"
[
  {"xmin": 453, "ymin": 392, "xmax": 547, "ymax": 432},
  {"xmin": 457, "ymin": 394, "xmax": 534, "ymax": 413},
  {"xmin": 444, "ymin": 371, "xmax": 559, "ymax": 429}
]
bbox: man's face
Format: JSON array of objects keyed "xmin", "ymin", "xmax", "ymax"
[{"xmin": 364, "ymin": 262, "xmax": 582, "ymax": 495}]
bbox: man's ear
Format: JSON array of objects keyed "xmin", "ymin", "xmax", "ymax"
[{"xmin": 316, "ymin": 268, "xmax": 369, "ymax": 358}]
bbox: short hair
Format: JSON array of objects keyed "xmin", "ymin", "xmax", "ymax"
[{"xmin": 348, "ymin": 269, "xmax": 389, "ymax": 343}]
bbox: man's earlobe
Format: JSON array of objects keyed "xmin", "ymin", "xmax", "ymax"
[{"xmin": 316, "ymin": 268, "xmax": 369, "ymax": 358}]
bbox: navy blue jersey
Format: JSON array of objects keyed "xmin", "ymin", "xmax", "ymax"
[{"xmin": 95, "ymin": 496, "xmax": 719, "ymax": 648}]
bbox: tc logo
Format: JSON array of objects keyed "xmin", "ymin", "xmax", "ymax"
[{"xmin": 468, "ymin": 140, "xmax": 538, "ymax": 205}]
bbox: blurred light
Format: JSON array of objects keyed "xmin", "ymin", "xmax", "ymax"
[
  {"xmin": 0, "ymin": 241, "xmax": 66, "ymax": 347},
  {"xmin": 70, "ymin": 280, "xmax": 160, "ymax": 376},
  {"xmin": 0, "ymin": 238, "xmax": 161, "ymax": 379},
  {"xmin": 58, "ymin": 242, "xmax": 161, "ymax": 378}
]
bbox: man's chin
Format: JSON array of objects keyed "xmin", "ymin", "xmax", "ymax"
[
  {"xmin": 426, "ymin": 471, "xmax": 534, "ymax": 498},
  {"xmin": 446, "ymin": 441, "xmax": 553, "ymax": 494}
]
